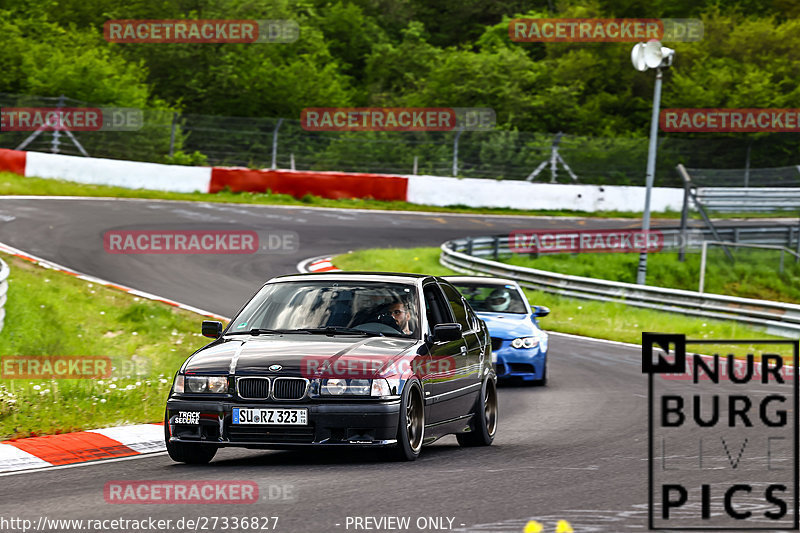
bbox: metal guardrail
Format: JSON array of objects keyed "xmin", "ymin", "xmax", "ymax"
[
  {"xmin": 456, "ymin": 224, "xmax": 800, "ymax": 259},
  {"xmin": 440, "ymin": 233, "xmax": 800, "ymax": 337},
  {"xmin": 0, "ymin": 258, "xmax": 8, "ymax": 332}
]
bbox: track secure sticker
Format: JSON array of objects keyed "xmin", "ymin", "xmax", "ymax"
[{"xmin": 174, "ymin": 411, "xmax": 200, "ymax": 425}]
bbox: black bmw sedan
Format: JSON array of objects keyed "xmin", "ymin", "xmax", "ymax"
[{"xmin": 165, "ymin": 272, "xmax": 498, "ymax": 463}]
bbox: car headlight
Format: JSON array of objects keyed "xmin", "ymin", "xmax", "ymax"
[
  {"xmin": 511, "ymin": 336, "xmax": 539, "ymax": 349},
  {"xmin": 319, "ymin": 378, "xmax": 399, "ymax": 397},
  {"xmin": 174, "ymin": 375, "xmax": 228, "ymax": 394}
]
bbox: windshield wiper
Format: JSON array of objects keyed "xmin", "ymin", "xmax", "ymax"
[
  {"xmin": 292, "ymin": 327, "xmax": 384, "ymax": 337},
  {"xmin": 226, "ymin": 328, "xmax": 289, "ymax": 336}
]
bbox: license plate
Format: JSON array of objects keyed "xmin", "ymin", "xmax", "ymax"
[
  {"xmin": 232, "ymin": 408, "xmax": 307, "ymax": 425},
  {"xmin": 491, "ymin": 352, "xmax": 498, "ymax": 363}
]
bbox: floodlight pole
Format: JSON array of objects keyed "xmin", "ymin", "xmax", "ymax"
[{"xmin": 636, "ymin": 68, "xmax": 663, "ymax": 285}]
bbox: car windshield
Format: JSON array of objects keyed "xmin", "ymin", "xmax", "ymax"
[
  {"xmin": 451, "ymin": 283, "xmax": 528, "ymax": 314},
  {"xmin": 229, "ymin": 281, "xmax": 420, "ymax": 338}
]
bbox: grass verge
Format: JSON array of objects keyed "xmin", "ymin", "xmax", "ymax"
[
  {"xmin": 503, "ymin": 247, "xmax": 800, "ymax": 304},
  {"xmin": 334, "ymin": 247, "xmax": 790, "ymax": 354},
  {"xmin": 0, "ymin": 253, "xmax": 210, "ymax": 439}
]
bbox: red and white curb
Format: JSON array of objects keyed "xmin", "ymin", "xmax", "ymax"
[
  {"xmin": 0, "ymin": 241, "xmax": 230, "ymax": 473},
  {"xmin": 296, "ymin": 255, "xmax": 341, "ymax": 273},
  {"xmin": 0, "ymin": 424, "xmax": 164, "ymax": 473}
]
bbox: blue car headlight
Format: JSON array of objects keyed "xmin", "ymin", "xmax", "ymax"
[{"xmin": 511, "ymin": 336, "xmax": 539, "ymax": 349}]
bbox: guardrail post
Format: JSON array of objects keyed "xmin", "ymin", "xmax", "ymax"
[
  {"xmin": 466, "ymin": 237, "xmax": 473, "ymax": 256},
  {"xmin": 492, "ymin": 236, "xmax": 499, "ymax": 260},
  {"xmin": 796, "ymin": 222, "xmax": 800, "ymax": 263},
  {"xmin": 780, "ymin": 249, "xmax": 785, "ymax": 273},
  {"xmin": 698, "ymin": 241, "xmax": 708, "ymax": 293}
]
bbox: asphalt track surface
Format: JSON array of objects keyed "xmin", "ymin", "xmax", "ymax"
[{"xmin": 0, "ymin": 197, "xmax": 794, "ymax": 533}]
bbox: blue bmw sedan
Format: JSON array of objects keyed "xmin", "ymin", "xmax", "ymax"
[{"xmin": 445, "ymin": 276, "xmax": 550, "ymax": 385}]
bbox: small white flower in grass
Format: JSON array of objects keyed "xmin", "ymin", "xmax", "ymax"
[
  {"xmin": 109, "ymin": 384, "xmax": 117, "ymax": 389},
  {"xmin": 135, "ymin": 381, "xmax": 141, "ymax": 386},
  {"xmin": 702, "ymin": 323, "xmax": 707, "ymax": 327},
  {"xmin": 33, "ymin": 385, "xmax": 41, "ymax": 391},
  {"xmin": 132, "ymin": 332, "xmax": 138, "ymax": 336},
  {"xmin": 97, "ymin": 380, "xmax": 104, "ymax": 385},
  {"xmin": 90, "ymin": 290, "xmax": 96, "ymax": 294},
  {"xmin": 568, "ymin": 317, "xmax": 573, "ymax": 321},
  {"xmin": 100, "ymin": 398, "xmax": 106, "ymax": 403},
  {"xmin": 88, "ymin": 284, "xmax": 93, "ymax": 288},
  {"xmin": 44, "ymin": 279, "xmax": 50, "ymax": 283},
  {"xmin": 159, "ymin": 379, "xmax": 168, "ymax": 384},
  {"xmin": 40, "ymin": 305, "xmax": 45, "ymax": 308},
  {"xmin": 125, "ymin": 384, "xmax": 135, "ymax": 390},
  {"xmin": 577, "ymin": 306, "xmax": 583, "ymax": 310},
  {"xmin": 99, "ymin": 311, "xmax": 105, "ymax": 315},
  {"xmin": 133, "ymin": 297, "xmax": 140, "ymax": 301},
  {"xmin": 77, "ymin": 334, "xmax": 82, "ymax": 338},
  {"xmin": 171, "ymin": 330, "xmax": 178, "ymax": 336}
]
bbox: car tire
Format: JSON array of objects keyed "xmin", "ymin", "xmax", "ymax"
[
  {"xmin": 164, "ymin": 412, "xmax": 218, "ymax": 464},
  {"xmin": 457, "ymin": 378, "xmax": 498, "ymax": 447},
  {"xmin": 392, "ymin": 381, "xmax": 424, "ymax": 461}
]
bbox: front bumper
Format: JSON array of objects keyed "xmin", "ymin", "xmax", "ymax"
[
  {"xmin": 166, "ymin": 397, "xmax": 401, "ymax": 448},
  {"xmin": 493, "ymin": 346, "xmax": 546, "ymax": 380}
]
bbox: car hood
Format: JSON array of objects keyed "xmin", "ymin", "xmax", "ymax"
[
  {"xmin": 183, "ymin": 334, "xmax": 419, "ymax": 377},
  {"xmin": 477, "ymin": 312, "xmax": 542, "ymax": 339}
]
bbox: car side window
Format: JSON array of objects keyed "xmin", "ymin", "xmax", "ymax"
[
  {"xmin": 423, "ymin": 283, "xmax": 452, "ymax": 329},
  {"xmin": 440, "ymin": 283, "xmax": 472, "ymax": 332}
]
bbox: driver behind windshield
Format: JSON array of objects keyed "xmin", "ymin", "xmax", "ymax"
[{"xmin": 386, "ymin": 300, "xmax": 413, "ymax": 334}]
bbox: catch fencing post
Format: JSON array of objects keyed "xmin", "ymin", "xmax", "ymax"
[
  {"xmin": 452, "ymin": 128, "xmax": 462, "ymax": 176},
  {"xmin": 169, "ymin": 112, "xmax": 178, "ymax": 158},
  {"xmin": 271, "ymin": 118, "xmax": 284, "ymax": 170}
]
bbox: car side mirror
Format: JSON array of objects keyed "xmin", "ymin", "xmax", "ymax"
[
  {"xmin": 431, "ymin": 323, "xmax": 462, "ymax": 343},
  {"xmin": 202, "ymin": 320, "xmax": 223, "ymax": 339},
  {"xmin": 532, "ymin": 306, "xmax": 550, "ymax": 318}
]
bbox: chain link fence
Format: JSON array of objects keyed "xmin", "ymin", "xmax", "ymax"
[{"xmin": 2, "ymin": 92, "xmax": 799, "ymax": 186}]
